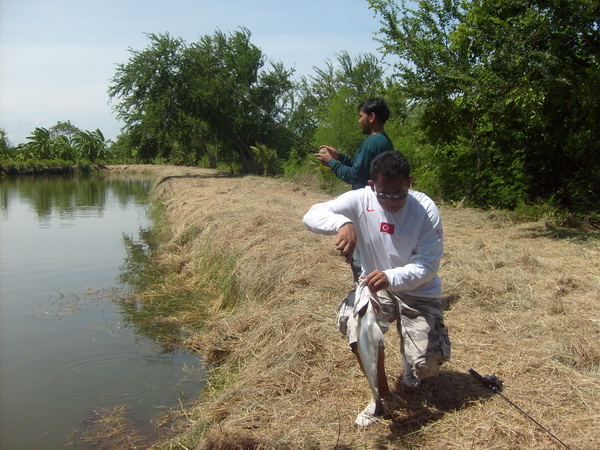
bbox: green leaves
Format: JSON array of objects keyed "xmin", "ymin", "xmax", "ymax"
[
  {"xmin": 20, "ymin": 123, "xmax": 110, "ymax": 162},
  {"xmin": 297, "ymin": 51, "xmax": 388, "ymax": 155},
  {"xmin": 72, "ymin": 129, "xmax": 110, "ymax": 162},
  {"xmin": 108, "ymin": 29, "xmax": 296, "ymax": 171},
  {"xmin": 369, "ymin": 0, "xmax": 600, "ymax": 213},
  {"xmin": 249, "ymin": 142, "xmax": 278, "ymax": 176}
]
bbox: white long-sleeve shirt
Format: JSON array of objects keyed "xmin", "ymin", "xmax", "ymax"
[{"xmin": 303, "ymin": 187, "xmax": 443, "ymax": 298}]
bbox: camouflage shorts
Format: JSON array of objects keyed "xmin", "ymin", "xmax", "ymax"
[
  {"xmin": 337, "ymin": 283, "xmax": 451, "ymax": 380},
  {"xmin": 393, "ymin": 292, "xmax": 451, "ymax": 380}
]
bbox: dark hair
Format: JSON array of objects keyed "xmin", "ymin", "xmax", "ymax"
[
  {"xmin": 370, "ymin": 151, "xmax": 411, "ymax": 180},
  {"xmin": 358, "ymin": 98, "xmax": 390, "ymax": 124}
]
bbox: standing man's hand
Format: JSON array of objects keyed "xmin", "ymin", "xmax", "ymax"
[
  {"xmin": 315, "ymin": 145, "xmax": 340, "ymax": 165},
  {"xmin": 364, "ymin": 270, "xmax": 390, "ymax": 293},
  {"xmin": 335, "ymin": 222, "xmax": 357, "ymax": 263}
]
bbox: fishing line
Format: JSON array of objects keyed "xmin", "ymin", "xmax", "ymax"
[{"xmin": 469, "ymin": 368, "xmax": 570, "ymax": 449}]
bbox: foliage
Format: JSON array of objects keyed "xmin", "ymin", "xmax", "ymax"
[
  {"xmin": 104, "ymin": 133, "xmax": 138, "ymax": 163},
  {"xmin": 108, "ymin": 29, "xmax": 297, "ymax": 173},
  {"xmin": 72, "ymin": 129, "xmax": 110, "ymax": 162},
  {"xmin": 0, "ymin": 159, "xmax": 94, "ymax": 175},
  {"xmin": 25, "ymin": 127, "xmax": 54, "ymax": 159},
  {"xmin": 5, "ymin": 8, "xmax": 599, "ymax": 220},
  {"xmin": 10, "ymin": 122, "xmax": 111, "ymax": 164},
  {"xmin": 297, "ymin": 52, "xmax": 388, "ymax": 154},
  {"xmin": 280, "ymin": 148, "xmax": 305, "ymax": 178},
  {"xmin": 1, "ymin": 129, "xmax": 12, "ymax": 156},
  {"xmin": 312, "ymin": 87, "xmax": 363, "ymax": 155},
  {"xmin": 249, "ymin": 142, "xmax": 279, "ymax": 176},
  {"xmin": 368, "ymin": 0, "xmax": 600, "ymax": 214}
]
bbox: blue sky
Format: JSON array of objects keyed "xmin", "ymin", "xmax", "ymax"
[{"xmin": 0, "ymin": 0, "xmax": 390, "ymax": 145}]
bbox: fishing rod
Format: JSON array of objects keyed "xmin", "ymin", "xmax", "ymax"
[
  {"xmin": 201, "ymin": 63, "xmax": 318, "ymax": 154},
  {"xmin": 469, "ymin": 368, "xmax": 570, "ymax": 449}
]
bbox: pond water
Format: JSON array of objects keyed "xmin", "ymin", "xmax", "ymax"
[{"xmin": 0, "ymin": 175, "xmax": 205, "ymax": 449}]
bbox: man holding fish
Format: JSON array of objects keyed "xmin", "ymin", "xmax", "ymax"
[{"xmin": 303, "ymin": 151, "xmax": 451, "ymax": 427}]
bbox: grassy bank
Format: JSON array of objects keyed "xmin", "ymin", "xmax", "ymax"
[{"xmin": 109, "ymin": 165, "xmax": 599, "ymax": 449}]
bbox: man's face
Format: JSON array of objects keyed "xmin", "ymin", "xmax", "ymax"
[
  {"xmin": 368, "ymin": 174, "xmax": 412, "ymax": 213},
  {"xmin": 358, "ymin": 109, "xmax": 373, "ymax": 135}
]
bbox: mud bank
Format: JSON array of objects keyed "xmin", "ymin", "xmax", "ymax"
[{"xmin": 108, "ymin": 165, "xmax": 599, "ymax": 449}]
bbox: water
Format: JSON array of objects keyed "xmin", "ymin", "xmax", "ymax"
[{"xmin": 0, "ymin": 175, "xmax": 205, "ymax": 449}]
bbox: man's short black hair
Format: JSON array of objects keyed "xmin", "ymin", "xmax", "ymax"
[
  {"xmin": 358, "ymin": 98, "xmax": 390, "ymax": 124},
  {"xmin": 370, "ymin": 151, "xmax": 411, "ymax": 180}
]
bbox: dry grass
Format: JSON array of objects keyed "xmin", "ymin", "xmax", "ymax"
[
  {"xmin": 108, "ymin": 165, "xmax": 600, "ymax": 449},
  {"xmin": 77, "ymin": 405, "xmax": 146, "ymax": 449}
]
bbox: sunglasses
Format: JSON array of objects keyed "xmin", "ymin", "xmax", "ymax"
[{"xmin": 375, "ymin": 189, "xmax": 409, "ymax": 202}]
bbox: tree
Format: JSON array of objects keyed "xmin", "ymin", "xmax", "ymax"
[
  {"xmin": 0, "ymin": 129, "xmax": 11, "ymax": 156},
  {"xmin": 25, "ymin": 127, "xmax": 53, "ymax": 159},
  {"xmin": 109, "ymin": 29, "xmax": 296, "ymax": 171},
  {"xmin": 109, "ymin": 32, "xmax": 186, "ymax": 162},
  {"xmin": 368, "ymin": 0, "xmax": 600, "ymax": 212},
  {"xmin": 49, "ymin": 122, "xmax": 80, "ymax": 161},
  {"xmin": 73, "ymin": 129, "xmax": 110, "ymax": 161},
  {"xmin": 50, "ymin": 121, "xmax": 80, "ymax": 142},
  {"xmin": 181, "ymin": 28, "xmax": 296, "ymax": 171},
  {"xmin": 299, "ymin": 52, "xmax": 387, "ymax": 155},
  {"xmin": 464, "ymin": 0, "xmax": 600, "ymax": 212}
]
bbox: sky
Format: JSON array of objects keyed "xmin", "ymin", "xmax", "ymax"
[{"xmin": 0, "ymin": 0, "xmax": 390, "ymax": 145}]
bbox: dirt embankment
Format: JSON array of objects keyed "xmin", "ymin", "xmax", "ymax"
[{"xmin": 110, "ymin": 165, "xmax": 600, "ymax": 449}]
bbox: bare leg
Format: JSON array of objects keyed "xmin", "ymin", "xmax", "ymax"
[{"xmin": 377, "ymin": 346, "xmax": 390, "ymax": 398}]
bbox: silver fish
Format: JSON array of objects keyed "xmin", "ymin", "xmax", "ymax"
[{"xmin": 354, "ymin": 284, "xmax": 385, "ymax": 416}]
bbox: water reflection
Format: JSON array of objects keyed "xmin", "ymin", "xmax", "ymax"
[
  {"xmin": 0, "ymin": 174, "xmax": 151, "ymax": 218},
  {"xmin": 0, "ymin": 174, "xmax": 205, "ymax": 449}
]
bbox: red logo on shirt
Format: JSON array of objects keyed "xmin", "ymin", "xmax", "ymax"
[{"xmin": 380, "ymin": 222, "xmax": 395, "ymax": 234}]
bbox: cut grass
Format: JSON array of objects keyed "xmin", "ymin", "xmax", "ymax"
[{"xmin": 106, "ymin": 165, "xmax": 600, "ymax": 449}]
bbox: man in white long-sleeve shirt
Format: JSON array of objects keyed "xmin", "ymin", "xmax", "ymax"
[{"xmin": 303, "ymin": 151, "xmax": 450, "ymax": 427}]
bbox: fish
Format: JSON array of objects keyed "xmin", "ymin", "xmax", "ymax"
[{"xmin": 354, "ymin": 284, "xmax": 385, "ymax": 416}]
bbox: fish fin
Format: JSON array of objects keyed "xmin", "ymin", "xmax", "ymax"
[
  {"xmin": 369, "ymin": 292, "xmax": 382, "ymax": 316},
  {"xmin": 355, "ymin": 303, "xmax": 368, "ymax": 317},
  {"xmin": 353, "ymin": 284, "xmax": 371, "ymax": 317},
  {"xmin": 371, "ymin": 297, "xmax": 381, "ymax": 316}
]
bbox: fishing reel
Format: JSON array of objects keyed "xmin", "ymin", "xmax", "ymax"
[{"xmin": 469, "ymin": 368, "xmax": 504, "ymax": 392}]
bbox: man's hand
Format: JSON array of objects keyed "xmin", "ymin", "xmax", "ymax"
[
  {"xmin": 315, "ymin": 145, "xmax": 340, "ymax": 165},
  {"xmin": 335, "ymin": 222, "xmax": 356, "ymax": 263},
  {"xmin": 364, "ymin": 270, "xmax": 390, "ymax": 292}
]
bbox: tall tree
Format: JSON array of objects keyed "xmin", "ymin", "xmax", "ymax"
[
  {"xmin": 109, "ymin": 33, "xmax": 185, "ymax": 162},
  {"xmin": 109, "ymin": 29, "xmax": 296, "ymax": 171},
  {"xmin": 181, "ymin": 28, "xmax": 296, "ymax": 171},
  {"xmin": 464, "ymin": 0, "xmax": 600, "ymax": 211},
  {"xmin": 300, "ymin": 52, "xmax": 387, "ymax": 155},
  {"xmin": 368, "ymin": 0, "xmax": 600, "ymax": 212}
]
